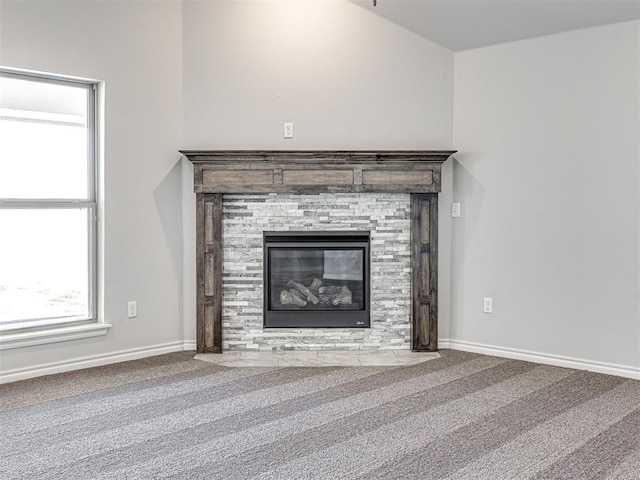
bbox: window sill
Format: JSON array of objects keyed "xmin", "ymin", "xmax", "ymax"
[{"xmin": 0, "ymin": 323, "xmax": 112, "ymax": 351}]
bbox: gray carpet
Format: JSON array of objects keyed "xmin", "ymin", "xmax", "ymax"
[{"xmin": 1, "ymin": 350, "xmax": 639, "ymax": 479}]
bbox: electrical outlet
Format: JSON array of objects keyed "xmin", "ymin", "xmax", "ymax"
[
  {"xmin": 283, "ymin": 122, "xmax": 293, "ymax": 139},
  {"xmin": 128, "ymin": 301, "xmax": 137, "ymax": 318},
  {"xmin": 452, "ymin": 202, "xmax": 461, "ymax": 218},
  {"xmin": 483, "ymin": 297, "xmax": 493, "ymax": 314}
]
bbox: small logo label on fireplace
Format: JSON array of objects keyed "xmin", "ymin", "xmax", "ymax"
[{"xmin": 357, "ymin": 322, "xmax": 365, "ymax": 325}]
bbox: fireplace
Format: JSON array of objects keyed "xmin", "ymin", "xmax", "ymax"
[
  {"xmin": 264, "ymin": 231, "xmax": 370, "ymax": 328},
  {"xmin": 182, "ymin": 150, "xmax": 455, "ymax": 353}
]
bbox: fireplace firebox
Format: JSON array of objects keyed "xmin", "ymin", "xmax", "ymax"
[{"xmin": 264, "ymin": 231, "xmax": 370, "ymax": 328}]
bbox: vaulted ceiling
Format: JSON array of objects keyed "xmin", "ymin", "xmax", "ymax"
[{"xmin": 349, "ymin": 0, "xmax": 640, "ymax": 51}]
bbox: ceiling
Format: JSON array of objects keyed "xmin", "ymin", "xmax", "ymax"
[{"xmin": 349, "ymin": 0, "xmax": 640, "ymax": 51}]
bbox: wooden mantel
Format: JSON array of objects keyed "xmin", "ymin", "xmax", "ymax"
[{"xmin": 181, "ymin": 150, "xmax": 456, "ymax": 353}]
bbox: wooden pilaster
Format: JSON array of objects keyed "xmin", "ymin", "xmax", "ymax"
[
  {"xmin": 196, "ymin": 193, "xmax": 223, "ymax": 353},
  {"xmin": 411, "ymin": 193, "xmax": 438, "ymax": 351}
]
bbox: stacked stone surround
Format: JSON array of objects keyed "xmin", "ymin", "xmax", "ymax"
[{"xmin": 222, "ymin": 193, "xmax": 411, "ymax": 351}]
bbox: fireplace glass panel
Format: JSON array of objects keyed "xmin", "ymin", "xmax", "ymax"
[
  {"xmin": 264, "ymin": 232, "xmax": 370, "ymax": 328},
  {"xmin": 269, "ymin": 248, "xmax": 365, "ymax": 311}
]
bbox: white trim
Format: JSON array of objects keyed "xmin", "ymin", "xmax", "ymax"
[
  {"xmin": 5, "ymin": 335, "xmax": 636, "ymax": 384},
  {"xmin": 0, "ymin": 66, "xmax": 101, "ymax": 86},
  {"xmin": 0, "ymin": 340, "xmax": 193, "ymax": 384},
  {"xmin": 441, "ymin": 338, "xmax": 640, "ymax": 380},
  {"xmin": 0, "ymin": 323, "xmax": 112, "ymax": 351}
]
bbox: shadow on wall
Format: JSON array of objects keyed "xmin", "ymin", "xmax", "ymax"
[
  {"xmin": 452, "ymin": 154, "xmax": 486, "ymax": 241},
  {"xmin": 153, "ymin": 159, "xmax": 184, "ymax": 290},
  {"xmin": 450, "ymin": 154, "xmax": 486, "ymax": 338}
]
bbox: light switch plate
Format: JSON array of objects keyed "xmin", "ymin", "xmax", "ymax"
[
  {"xmin": 128, "ymin": 301, "xmax": 137, "ymax": 318},
  {"xmin": 452, "ymin": 202, "xmax": 461, "ymax": 218},
  {"xmin": 483, "ymin": 297, "xmax": 493, "ymax": 314}
]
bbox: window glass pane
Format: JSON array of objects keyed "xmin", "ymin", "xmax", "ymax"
[
  {"xmin": 0, "ymin": 76, "xmax": 89, "ymax": 199},
  {"xmin": 0, "ymin": 208, "xmax": 91, "ymax": 327}
]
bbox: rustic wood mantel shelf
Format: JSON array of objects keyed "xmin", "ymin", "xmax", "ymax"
[{"xmin": 181, "ymin": 150, "xmax": 456, "ymax": 353}]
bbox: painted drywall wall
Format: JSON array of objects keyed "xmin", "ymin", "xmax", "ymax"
[
  {"xmin": 452, "ymin": 21, "xmax": 640, "ymax": 373},
  {"xmin": 3, "ymin": 1, "xmax": 636, "ymax": 379},
  {"xmin": 181, "ymin": 1, "xmax": 453, "ymax": 149},
  {"xmin": 0, "ymin": 0, "xmax": 454, "ymax": 377},
  {"xmin": 0, "ymin": 1, "xmax": 185, "ymax": 375},
  {"xmin": 180, "ymin": 0, "xmax": 455, "ymax": 344}
]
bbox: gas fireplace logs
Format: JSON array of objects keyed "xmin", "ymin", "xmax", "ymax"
[{"xmin": 280, "ymin": 278, "xmax": 353, "ymax": 307}]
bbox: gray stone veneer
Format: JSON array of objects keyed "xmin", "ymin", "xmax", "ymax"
[{"xmin": 222, "ymin": 193, "xmax": 411, "ymax": 351}]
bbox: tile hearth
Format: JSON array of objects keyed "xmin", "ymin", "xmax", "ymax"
[{"xmin": 194, "ymin": 350, "xmax": 440, "ymax": 367}]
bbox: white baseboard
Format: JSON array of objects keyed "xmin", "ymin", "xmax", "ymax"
[
  {"xmin": 4, "ymin": 337, "xmax": 637, "ymax": 383},
  {"xmin": 440, "ymin": 338, "xmax": 640, "ymax": 380},
  {"xmin": 0, "ymin": 341, "xmax": 196, "ymax": 384}
]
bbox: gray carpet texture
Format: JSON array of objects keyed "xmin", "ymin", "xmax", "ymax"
[{"xmin": 1, "ymin": 350, "xmax": 639, "ymax": 479}]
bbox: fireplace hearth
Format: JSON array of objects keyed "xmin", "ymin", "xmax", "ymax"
[{"xmin": 264, "ymin": 231, "xmax": 370, "ymax": 328}]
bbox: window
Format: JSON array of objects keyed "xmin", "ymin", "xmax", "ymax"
[{"xmin": 0, "ymin": 69, "xmax": 99, "ymax": 333}]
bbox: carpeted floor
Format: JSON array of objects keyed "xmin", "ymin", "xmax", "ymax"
[{"xmin": 1, "ymin": 350, "xmax": 639, "ymax": 479}]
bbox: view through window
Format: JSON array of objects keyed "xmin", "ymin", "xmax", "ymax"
[{"xmin": 0, "ymin": 70, "xmax": 98, "ymax": 331}]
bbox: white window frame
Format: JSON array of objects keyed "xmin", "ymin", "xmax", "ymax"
[{"xmin": 0, "ymin": 68, "xmax": 109, "ymax": 349}]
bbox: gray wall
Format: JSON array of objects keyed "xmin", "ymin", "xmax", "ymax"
[
  {"xmin": 0, "ymin": 0, "xmax": 184, "ymax": 375},
  {"xmin": 181, "ymin": 0, "xmax": 454, "ymax": 150},
  {"xmin": 0, "ymin": 0, "xmax": 454, "ymax": 378},
  {"xmin": 2, "ymin": 0, "xmax": 636, "ymax": 379},
  {"xmin": 451, "ymin": 20, "xmax": 640, "ymax": 373}
]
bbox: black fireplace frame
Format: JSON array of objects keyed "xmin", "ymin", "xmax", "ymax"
[{"xmin": 263, "ymin": 231, "xmax": 371, "ymax": 328}]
